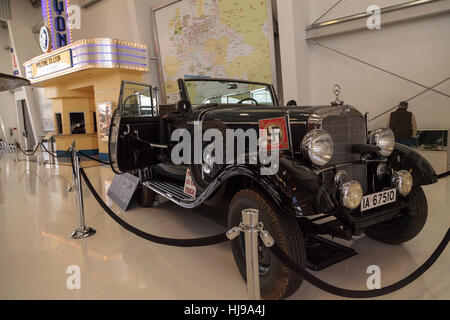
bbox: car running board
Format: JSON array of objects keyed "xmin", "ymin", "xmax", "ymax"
[
  {"xmin": 143, "ymin": 179, "xmax": 211, "ymax": 209},
  {"xmin": 143, "ymin": 167, "xmax": 257, "ymax": 209}
]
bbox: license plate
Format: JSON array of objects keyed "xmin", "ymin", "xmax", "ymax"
[{"xmin": 361, "ymin": 188, "xmax": 397, "ymax": 212}]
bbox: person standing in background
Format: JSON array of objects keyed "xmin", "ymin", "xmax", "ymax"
[{"xmin": 389, "ymin": 101, "xmax": 418, "ymax": 147}]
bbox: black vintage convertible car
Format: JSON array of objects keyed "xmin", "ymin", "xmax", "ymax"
[{"xmin": 109, "ymin": 78, "xmax": 438, "ymax": 300}]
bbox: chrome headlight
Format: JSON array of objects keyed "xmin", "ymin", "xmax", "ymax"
[
  {"xmin": 202, "ymin": 143, "xmax": 215, "ymax": 175},
  {"xmin": 368, "ymin": 128, "xmax": 395, "ymax": 157},
  {"xmin": 392, "ymin": 170, "xmax": 413, "ymax": 196},
  {"xmin": 301, "ymin": 130, "xmax": 334, "ymax": 167},
  {"xmin": 340, "ymin": 181, "xmax": 363, "ymax": 210}
]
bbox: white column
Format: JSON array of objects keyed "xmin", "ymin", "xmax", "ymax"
[
  {"xmin": 7, "ymin": 20, "xmax": 44, "ymax": 145},
  {"xmin": 127, "ymin": 0, "xmax": 162, "ymax": 87},
  {"xmin": 277, "ymin": 0, "xmax": 311, "ymax": 105}
]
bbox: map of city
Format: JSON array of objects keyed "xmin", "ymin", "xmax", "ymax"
[{"xmin": 154, "ymin": 0, "xmax": 275, "ymax": 103}]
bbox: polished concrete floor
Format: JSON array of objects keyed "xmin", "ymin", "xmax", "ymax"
[{"xmin": 0, "ymin": 153, "xmax": 448, "ymax": 300}]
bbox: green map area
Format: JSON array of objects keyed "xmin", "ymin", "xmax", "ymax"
[{"xmin": 154, "ymin": 0, "xmax": 274, "ymax": 103}]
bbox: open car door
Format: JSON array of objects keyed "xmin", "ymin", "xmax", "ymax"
[{"xmin": 109, "ymin": 81, "xmax": 165, "ymax": 173}]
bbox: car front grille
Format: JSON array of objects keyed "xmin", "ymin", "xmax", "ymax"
[
  {"xmin": 321, "ymin": 114, "xmax": 368, "ymax": 194},
  {"xmin": 322, "ymin": 114, "xmax": 366, "ymax": 165}
]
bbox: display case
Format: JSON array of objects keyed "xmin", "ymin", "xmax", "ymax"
[
  {"xmin": 414, "ymin": 129, "xmax": 448, "ymax": 151},
  {"xmin": 413, "ymin": 129, "xmax": 449, "ymax": 174}
]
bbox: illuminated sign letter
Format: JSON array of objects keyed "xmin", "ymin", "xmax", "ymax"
[
  {"xmin": 53, "ymin": 0, "xmax": 64, "ymax": 15},
  {"xmin": 43, "ymin": 0, "xmax": 72, "ymax": 50},
  {"xmin": 57, "ymin": 33, "xmax": 68, "ymax": 47},
  {"xmin": 55, "ymin": 16, "xmax": 66, "ymax": 31}
]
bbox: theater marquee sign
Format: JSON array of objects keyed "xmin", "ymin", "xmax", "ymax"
[
  {"xmin": 24, "ymin": 38, "xmax": 149, "ymax": 83},
  {"xmin": 31, "ymin": 49, "xmax": 73, "ymax": 78}
]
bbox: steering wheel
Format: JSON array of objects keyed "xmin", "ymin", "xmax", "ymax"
[{"xmin": 238, "ymin": 98, "xmax": 259, "ymax": 105}]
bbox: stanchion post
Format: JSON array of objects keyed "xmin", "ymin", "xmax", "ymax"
[
  {"xmin": 70, "ymin": 144, "xmax": 96, "ymax": 240},
  {"xmin": 49, "ymin": 138, "xmax": 55, "ymax": 165},
  {"xmin": 39, "ymin": 142, "xmax": 48, "ymax": 165},
  {"xmin": 227, "ymin": 209, "xmax": 275, "ymax": 300},
  {"xmin": 67, "ymin": 142, "xmax": 77, "ymax": 192},
  {"xmin": 242, "ymin": 209, "xmax": 261, "ymax": 300},
  {"xmin": 14, "ymin": 143, "xmax": 20, "ymax": 162}
]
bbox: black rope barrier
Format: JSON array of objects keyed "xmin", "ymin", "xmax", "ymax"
[
  {"xmin": 437, "ymin": 171, "xmax": 450, "ymax": 179},
  {"xmin": 16, "ymin": 142, "xmax": 41, "ymax": 157},
  {"xmin": 79, "ymin": 167, "xmax": 229, "ymax": 247},
  {"xmin": 40, "ymin": 143, "xmax": 71, "ymax": 159},
  {"xmin": 269, "ymin": 228, "xmax": 449, "ymax": 299},
  {"xmin": 73, "ymin": 149, "xmax": 449, "ymax": 299},
  {"xmin": 70, "ymin": 148, "xmax": 77, "ymax": 177},
  {"xmin": 77, "ymin": 150, "xmax": 111, "ymax": 165}
]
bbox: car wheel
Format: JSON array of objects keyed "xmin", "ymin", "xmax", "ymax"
[
  {"xmin": 228, "ymin": 189, "xmax": 305, "ymax": 300},
  {"xmin": 364, "ymin": 186, "xmax": 428, "ymax": 245}
]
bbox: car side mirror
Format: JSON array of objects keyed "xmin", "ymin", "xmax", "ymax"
[{"xmin": 177, "ymin": 100, "xmax": 192, "ymax": 114}]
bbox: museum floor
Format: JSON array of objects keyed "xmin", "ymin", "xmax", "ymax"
[{"xmin": 0, "ymin": 154, "xmax": 448, "ymax": 300}]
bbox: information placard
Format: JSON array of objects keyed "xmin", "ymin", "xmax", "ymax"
[{"xmin": 107, "ymin": 173, "xmax": 140, "ymax": 211}]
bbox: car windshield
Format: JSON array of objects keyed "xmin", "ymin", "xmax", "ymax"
[{"xmin": 184, "ymin": 79, "xmax": 275, "ymax": 107}]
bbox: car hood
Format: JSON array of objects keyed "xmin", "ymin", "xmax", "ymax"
[
  {"xmin": 195, "ymin": 105, "xmax": 365, "ymax": 156},
  {"xmin": 195, "ymin": 105, "xmax": 361, "ymax": 124}
]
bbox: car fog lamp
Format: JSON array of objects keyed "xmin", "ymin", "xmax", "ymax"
[
  {"xmin": 368, "ymin": 128, "xmax": 395, "ymax": 157},
  {"xmin": 340, "ymin": 181, "xmax": 363, "ymax": 210},
  {"xmin": 301, "ymin": 130, "xmax": 334, "ymax": 167},
  {"xmin": 335, "ymin": 170, "xmax": 349, "ymax": 186},
  {"xmin": 376, "ymin": 163, "xmax": 388, "ymax": 180},
  {"xmin": 393, "ymin": 170, "xmax": 413, "ymax": 196}
]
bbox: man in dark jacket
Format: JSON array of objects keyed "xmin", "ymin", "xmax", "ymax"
[{"xmin": 389, "ymin": 101, "xmax": 418, "ymax": 147}]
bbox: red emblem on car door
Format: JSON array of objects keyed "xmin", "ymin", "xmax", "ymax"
[{"xmin": 258, "ymin": 117, "xmax": 290, "ymax": 150}]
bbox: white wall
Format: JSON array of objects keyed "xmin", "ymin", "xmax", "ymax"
[
  {"xmin": 0, "ymin": 27, "xmax": 18, "ymax": 141},
  {"xmin": 0, "ymin": 28, "xmax": 11, "ymax": 75},
  {"xmin": 276, "ymin": 0, "xmax": 450, "ymax": 171},
  {"xmin": 310, "ymin": 0, "xmax": 407, "ymax": 24},
  {"xmin": 9, "ymin": 0, "xmax": 43, "ymax": 30},
  {"xmin": 71, "ymin": 0, "xmax": 136, "ymax": 41},
  {"xmin": 71, "ymin": 0, "xmax": 161, "ymax": 86},
  {"xmin": 307, "ymin": 2, "xmax": 450, "ymax": 132},
  {"xmin": 127, "ymin": 0, "xmax": 165, "ymax": 87},
  {"xmin": 277, "ymin": 0, "xmax": 310, "ymax": 104},
  {"xmin": 7, "ymin": 0, "xmax": 45, "ymax": 144}
]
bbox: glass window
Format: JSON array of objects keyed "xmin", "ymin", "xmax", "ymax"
[
  {"xmin": 93, "ymin": 112, "xmax": 97, "ymax": 132},
  {"xmin": 119, "ymin": 82, "xmax": 155, "ymax": 117},
  {"xmin": 184, "ymin": 80, "xmax": 275, "ymax": 107},
  {"xmin": 55, "ymin": 113, "xmax": 63, "ymax": 134},
  {"xmin": 70, "ymin": 113, "xmax": 86, "ymax": 135}
]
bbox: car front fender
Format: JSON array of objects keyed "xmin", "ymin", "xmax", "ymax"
[
  {"xmin": 277, "ymin": 157, "xmax": 335, "ymax": 216},
  {"xmin": 390, "ymin": 144, "xmax": 438, "ymax": 186},
  {"xmin": 212, "ymin": 159, "xmax": 333, "ymax": 217}
]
